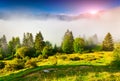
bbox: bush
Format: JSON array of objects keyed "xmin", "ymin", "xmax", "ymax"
[
  {"xmin": 4, "ymin": 58, "xmax": 25, "ymax": 71},
  {"xmin": 37, "ymin": 55, "xmax": 43, "ymax": 62},
  {"xmin": 42, "ymin": 46, "xmax": 53, "ymax": 58},
  {"xmin": 4, "ymin": 55, "xmax": 13, "ymax": 60},
  {"xmin": 0, "ymin": 62, "xmax": 5, "ymax": 69},
  {"xmin": 69, "ymin": 56, "xmax": 80, "ymax": 61},
  {"xmin": 25, "ymin": 58, "xmax": 37, "ymax": 68},
  {"xmin": 92, "ymin": 45, "xmax": 102, "ymax": 52},
  {"xmin": 111, "ymin": 46, "xmax": 120, "ymax": 67},
  {"xmin": 48, "ymin": 56, "xmax": 57, "ymax": 65},
  {"xmin": 23, "ymin": 56, "xmax": 30, "ymax": 61},
  {"xmin": 60, "ymin": 55, "xmax": 67, "ymax": 60},
  {"xmin": 15, "ymin": 46, "xmax": 35, "ymax": 59},
  {"xmin": 0, "ymin": 54, "xmax": 3, "ymax": 60}
]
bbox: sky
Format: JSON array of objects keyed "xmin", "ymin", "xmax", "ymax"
[
  {"xmin": 0, "ymin": 0, "xmax": 120, "ymax": 45},
  {"xmin": 0, "ymin": 0, "xmax": 120, "ymax": 14}
]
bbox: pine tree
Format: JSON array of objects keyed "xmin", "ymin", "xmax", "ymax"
[
  {"xmin": 29, "ymin": 33, "xmax": 34, "ymax": 48},
  {"xmin": 34, "ymin": 31, "xmax": 44, "ymax": 54},
  {"xmin": 23, "ymin": 33, "xmax": 27, "ymax": 46},
  {"xmin": 22, "ymin": 33, "xmax": 34, "ymax": 48},
  {"xmin": 102, "ymin": 33, "xmax": 114, "ymax": 51},
  {"xmin": 61, "ymin": 29, "xmax": 74, "ymax": 54},
  {"xmin": 0, "ymin": 35, "xmax": 8, "ymax": 57},
  {"xmin": 92, "ymin": 34, "xmax": 98, "ymax": 45},
  {"xmin": 8, "ymin": 37, "xmax": 21, "ymax": 55}
]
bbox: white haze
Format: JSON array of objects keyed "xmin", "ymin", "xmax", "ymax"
[{"xmin": 0, "ymin": 7, "xmax": 120, "ymax": 45}]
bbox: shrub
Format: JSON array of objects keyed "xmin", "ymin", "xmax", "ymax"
[
  {"xmin": 25, "ymin": 58, "xmax": 37, "ymax": 68},
  {"xmin": 111, "ymin": 46, "xmax": 120, "ymax": 67},
  {"xmin": 4, "ymin": 58, "xmax": 25, "ymax": 71},
  {"xmin": 4, "ymin": 63, "xmax": 13, "ymax": 71},
  {"xmin": 69, "ymin": 56, "xmax": 80, "ymax": 61},
  {"xmin": 37, "ymin": 55, "xmax": 43, "ymax": 62},
  {"xmin": 60, "ymin": 55, "xmax": 67, "ymax": 60},
  {"xmin": 15, "ymin": 46, "xmax": 35, "ymax": 59},
  {"xmin": 23, "ymin": 56, "xmax": 30, "ymax": 61},
  {"xmin": 42, "ymin": 46, "xmax": 53, "ymax": 58},
  {"xmin": 4, "ymin": 55, "xmax": 13, "ymax": 60},
  {"xmin": 92, "ymin": 45, "xmax": 102, "ymax": 52},
  {"xmin": 48, "ymin": 56, "xmax": 57, "ymax": 65},
  {"xmin": 0, "ymin": 62, "xmax": 5, "ymax": 69},
  {"xmin": 0, "ymin": 54, "xmax": 3, "ymax": 60}
]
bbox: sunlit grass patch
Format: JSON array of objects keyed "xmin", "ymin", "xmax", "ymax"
[{"xmin": 0, "ymin": 51, "xmax": 116, "ymax": 81}]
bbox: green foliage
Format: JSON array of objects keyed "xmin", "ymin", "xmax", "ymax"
[
  {"xmin": 62, "ymin": 29, "xmax": 74, "ymax": 54},
  {"xmin": 111, "ymin": 46, "xmax": 120, "ymax": 67},
  {"xmin": 4, "ymin": 55, "xmax": 13, "ymax": 60},
  {"xmin": 53, "ymin": 44, "xmax": 58, "ymax": 53},
  {"xmin": 69, "ymin": 56, "xmax": 80, "ymax": 61},
  {"xmin": 59, "ymin": 55, "xmax": 67, "ymax": 60},
  {"xmin": 25, "ymin": 58, "xmax": 37, "ymax": 68},
  {"xmin": 35, "ymin": 32, "xmax": 45, "ymax": 55},
  {"xmin": 0, "ymin": 53, "xmax": 3, "ymax": 60},
  {"xmin": 73, "ymin": 37, "xmax": 85, "ymax": 53},
  {"xmin": 4, "ymin": 58, "xmax": 25, "ymax": 71},
  {"xmin": 48, "ymin": 56, "xmax": 57, "ymax": 65},
  {"xmin": 42, "ymin": 46, "xmax": 49, "ymax": 58},
  {"xmin": 37, "ymin": 55, "xmax": 43, "ymax": 61},
  {"xmin": 8, "ymin": 37, "xmax": 21, "ymax": 55},
  {"xmin": 42, "ymin": 41, "xmax": 53, "ymax": 58},
  {"xmin": 84, "ymin": 37, "xmax": 97, "ymax": 52},
  {"xmin": 0, "ymin": 61, "xmax": 5, "ymax": 69},
  {"xmin": 42, "ymin": 46, "xmax": 53, "ymax": 58},
  {"xmin": 0, "ymin": 35, "xmax": 8, "ymax": 58},
  {"xmin": 15, "ymin": 46, "xmax": 35, "ymax": 58},
  {"xmin": 102, "ymin": 33, "xmax": 114, "ymax": 51},
  {"xmin": 92, "ymin": 45, "xmax": 102, "ymax": 52},
  {"xmin": 22, "ymin": 33, "xmax": 34, "ymax": 48}
]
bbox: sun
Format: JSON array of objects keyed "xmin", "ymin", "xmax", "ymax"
[{"xmin": 89, "ymin": 10, "xmax": 98, "ymax": 15}]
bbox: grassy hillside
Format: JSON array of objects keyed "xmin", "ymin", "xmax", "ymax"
[{"xmin": 1, "ymin": 52, "xmax": 120, "ymax": 81}]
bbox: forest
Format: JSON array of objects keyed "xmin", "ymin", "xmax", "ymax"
[{"xmin": 1, "ymin": 29, "xmax": 120, "ymax": 81}]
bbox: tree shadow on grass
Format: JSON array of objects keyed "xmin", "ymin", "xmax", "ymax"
[{"xmin": 0, "ymin": 64, "xmax": 120, "ymax": 81}]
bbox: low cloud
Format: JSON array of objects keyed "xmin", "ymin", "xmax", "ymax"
[{"xmin": 0, "ymin": 7, "xmax": 120, "ymax": 45}]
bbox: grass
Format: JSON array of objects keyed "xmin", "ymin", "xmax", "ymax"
[{"xmin": 1, "ymin": 51, "xmax": 120, "ymax": 81}]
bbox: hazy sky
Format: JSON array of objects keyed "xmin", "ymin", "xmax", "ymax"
[{"xmin": 0, "ymin": 0, "xmax": 120, "ymax": 45}]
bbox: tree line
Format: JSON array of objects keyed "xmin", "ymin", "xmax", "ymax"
[{"xmin": 0, "ymin": 29, "xmax": 114, "ymax": 60}]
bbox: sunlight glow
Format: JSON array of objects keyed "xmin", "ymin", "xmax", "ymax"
[{"xmin": 89, "ymin": 10, "xmax": 98, "ymax": 15}]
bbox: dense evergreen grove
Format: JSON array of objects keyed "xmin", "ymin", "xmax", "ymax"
[{"xmin": 0, "ymin": 30, "xmax": 114, "ymax": 60}]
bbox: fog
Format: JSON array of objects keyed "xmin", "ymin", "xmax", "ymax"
[{"xmin": 0, "ymin": 7, "xmax": 120, "ymax": 45}]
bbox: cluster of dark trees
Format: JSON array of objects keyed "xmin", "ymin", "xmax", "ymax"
[{"xmin": 0, "ymin": 29, "xmax": 114, "ymax": 60}]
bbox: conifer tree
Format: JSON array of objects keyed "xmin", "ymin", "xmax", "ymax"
[
  {"xmin": 102, "ymin": 33, "xmax": 114, "ymax": 51},
  {"xmin": 22, "ymin": 33, "xmax": 34, "ymax": 48},
  {"xmin": 8, "ymin": 37, "xmax": 21, "ymax": 55},
  {"xmin": 34, "ymin": 31, "xmax": 44, "ymax": 54},
  {"xmin": 61, "ymin": 29, "xmax": 74, "ymax": 53},
  {"xmin": 0, "ymin": 35, "xmax": 8, "ymax": 56}
]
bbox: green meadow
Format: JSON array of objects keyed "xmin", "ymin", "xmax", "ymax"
[{"xmin": 1, "ymin": 51, "xmax": 120, "ymax": 81}]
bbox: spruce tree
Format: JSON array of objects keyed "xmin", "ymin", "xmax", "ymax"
[
  {"xmin": 8, "ymin": 37, "xmax": 21, "ymax": 55},
  {"xmin": 22, "ymin": 33, "xmax": 34, "ymax": 48},
  {"xmin": 102, "ymin": 33, "xmax": 114, "ymax": 51},
  {"xmin": 0, "ymin": 35, "xmax": 8, "ymax": 57},
  {"xmin": 34, "ymin": 31, "xmax": 44, "ymax": 54},
  {"xmin": 61, "ymin": 29, "xmax": 74, "ymax": 54}
]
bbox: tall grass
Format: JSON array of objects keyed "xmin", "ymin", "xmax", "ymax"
[{"xmin": 1, "ymin": 52, "xmax": 120, "ymax": 81}]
